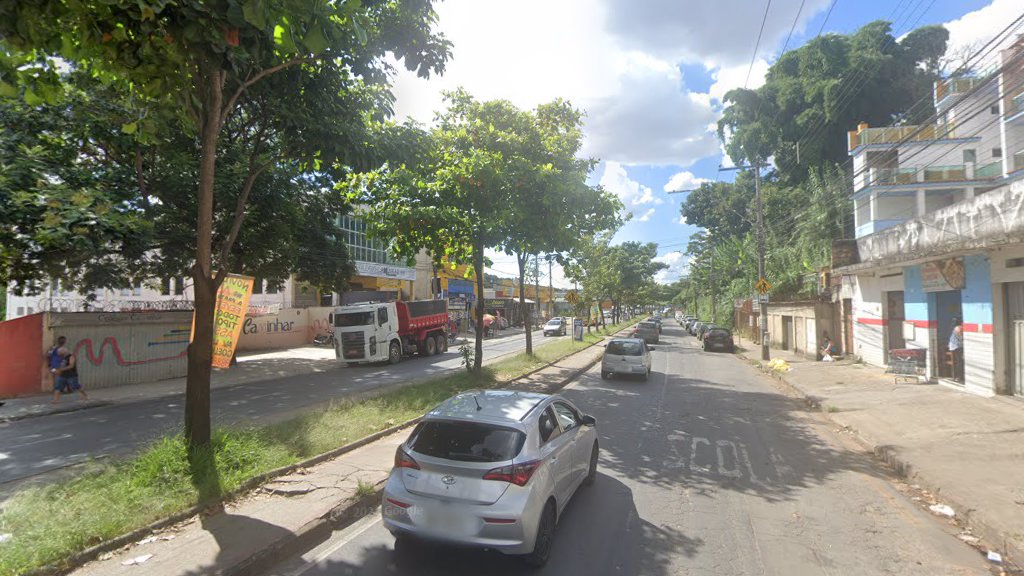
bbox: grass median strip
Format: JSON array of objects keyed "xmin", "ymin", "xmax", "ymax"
[{"xmin": 0, "ymin": 321, "xmax": 632, "ymax": 576}]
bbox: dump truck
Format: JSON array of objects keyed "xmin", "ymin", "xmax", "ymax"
[{"xmin": 332, "ymin": 300, "xmax": 449, "ymax": 365}]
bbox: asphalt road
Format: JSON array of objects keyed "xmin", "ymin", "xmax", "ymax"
[
  {"xmin": 0, "ymin": 329, "xmax": 561, "ymax": 488},
  {"xmin": 260, "ymin": 324, "xmax": 992, "ymax": 576}
]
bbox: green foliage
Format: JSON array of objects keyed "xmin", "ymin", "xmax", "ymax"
[
  {"xmin": 562, "ymin": 234, "xmax": 668, "ymax": 321},
  {"xmin": 719, "ymin": 20, "xmax": 948, "ymax": 183}
]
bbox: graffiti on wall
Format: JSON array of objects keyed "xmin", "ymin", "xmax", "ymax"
[{"xmin": 72, "ymin": 326, "xmax": 191, "ymax": 367}]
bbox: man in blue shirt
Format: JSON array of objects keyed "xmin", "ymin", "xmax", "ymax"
[{"xmin": 46, "ymin": 336, "xmax": 67, "ymax": 391}]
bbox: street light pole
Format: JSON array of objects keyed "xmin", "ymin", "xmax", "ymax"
[{"xmin": 754, "ymin": 162, "xmax": 770, "ymax": 361}]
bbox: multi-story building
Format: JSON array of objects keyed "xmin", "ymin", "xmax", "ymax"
[{"xmin": 836, "ymin": 38, "xmax": 1024, "ymax": 397}]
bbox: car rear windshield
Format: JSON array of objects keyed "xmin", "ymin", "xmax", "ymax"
[
  {"xmin": 335, "ymin": 312, "xmax": 373, "ymax": 327},
  {"xmin": 409, "ymin": 421, "xmax": 526, "ymax": 463},
  {"xmin": 708, "ymin": 329, "xmax": 731, "ymax": 337},
  {"xmin": 639, "ymin": 322, "xmax": 657, "ymax": 330},
  {"xmin": 546, "ymin": 320, "xmax": 561, "ymax": 325},
  {"xmin": 607, "ymin": 341, "xmax": 642, "ymax": 356}
]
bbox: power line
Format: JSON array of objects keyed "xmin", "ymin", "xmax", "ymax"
[{"xmin": 745, "ymin": 0, "xmax": 775, "ymax": 89}]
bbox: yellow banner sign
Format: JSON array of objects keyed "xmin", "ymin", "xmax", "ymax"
[{"xmin": 211, "ymin": 274, "xmax": 255, "ymax": 368}]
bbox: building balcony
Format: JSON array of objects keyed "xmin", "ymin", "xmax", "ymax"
[
  {"xmin": 848, "ymin": 123, "xmax": 957, "ymax": 153},
  {"xmin": 864, "ymin": 162, "xmax": 1001, "ymax": 189},
  {"xmin": 1007, "ymin": 91, "xmax": 1024, "ymax": 120},
  {"xmin": 934, "ymin": 76, "xmax": 985, "ymax": 107},
  {"xmin": 840, "ymin": 180, "xmax": 1024, "ymax": 272}
]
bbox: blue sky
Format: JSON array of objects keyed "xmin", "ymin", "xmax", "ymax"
[{"xmin": 391, "ymin": 0, "xmax": 1015, "ymax": 286}]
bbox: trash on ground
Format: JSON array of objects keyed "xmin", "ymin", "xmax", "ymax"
[
  {"xmin": 987, "ymin": 551, "xmax": 1003, "ymax": 563},
  {"xmin": 928, "ymin": 503, "xmax": 955, "ymax": 518},
  {"xmin": 766, "ymin": 359, "xmax": 792, "ymax": 372},
  {"xmin": 138, "ymin": 536, "xmax": 158, "ymax": 545},
  {"xmin": 957, "ymin": 533, "xmax": 980, "ymax": 544},
  {"xmin": 121, "ymin": 554, "xmax": 154, "ymax": 566}
]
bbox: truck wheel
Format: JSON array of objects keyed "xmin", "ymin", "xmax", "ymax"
[
  {"xmin": 436, "ymin": 333, "xmax": 447, "ymax": 353},
  {"xmin": 424, "ymin": 337, "xmax": 437, "ymax": 356},
  {"xmin": 388, "ymin": 341, "xmax": 402, "ymax": 365}
]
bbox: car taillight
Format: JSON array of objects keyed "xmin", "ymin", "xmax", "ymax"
[
  {"xmin": 483, "ymin": 459, "xmax": 542, "ymax": 486},
  {"xmin": 394, "ymin": 446, "xmax": 420, "ymax": 470}
]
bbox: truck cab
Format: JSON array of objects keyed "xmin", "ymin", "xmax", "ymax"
[
  {"xmin": 333, "ymin": 299, "xmax": 449, "ymax": 366},
  {"xmin": 334, "ymin": 303, "xmax": 398, "ymax": 364}
]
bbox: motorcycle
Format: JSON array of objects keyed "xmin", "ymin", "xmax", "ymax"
[{"xmin": 313, "ymin": 330, "xmax": 336, "ymax": 347}]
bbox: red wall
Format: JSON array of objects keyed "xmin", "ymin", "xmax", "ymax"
[{"xmin": 0, "ymin": 313, "xmax": 44, "ymax": 398}]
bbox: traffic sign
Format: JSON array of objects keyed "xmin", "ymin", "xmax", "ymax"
[
  {"xmin": 566, "ymin": 290, "xmax": 580, "ymax": 305},
  {"xmin": 755, "ymin": 277, "xmax": 772, "ymax": 294}
]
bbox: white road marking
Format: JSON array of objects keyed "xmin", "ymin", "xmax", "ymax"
[{"xmin": 284, "ymin": 512, "xmax": 383, "ymax": 576}]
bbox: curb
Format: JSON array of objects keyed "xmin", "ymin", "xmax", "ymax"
[
  {"xmin": 739, "ymin": 350, "xmax": 1024, "ymax": 568},
  {"xmin": 0, "ymin": 400, "xmax": 113, "ymax": 424}
]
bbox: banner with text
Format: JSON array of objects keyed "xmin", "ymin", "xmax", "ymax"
[{"xmin": 212, "ymin": 274, "xmax": 255, "ymax": 368}]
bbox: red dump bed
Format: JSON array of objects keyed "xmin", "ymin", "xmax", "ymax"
[{"xmin": 396, "ymin": 300, "xmax": 449, "ymax": 336}]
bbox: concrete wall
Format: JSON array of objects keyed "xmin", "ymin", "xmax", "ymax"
[
  {"xmin": 0, "ymin": 313, "xmax": 45, "ymax": 398},
  {"xmin": 47, "ymin": 311, "xmax": 192, "ymax": 390},
  {"xmin": 962, "ymin": 254, "xmax": 995, "ymax": 396},
  {"xmin": 851, "ymin": 272, "xmax": 904, "ymax": 367},
  {"xmin": 766, "ymin": 302, "xmax": 837, "ymax": 359},
  {"xmin": 237, "ymin": 306, "xmax": 335, "ymax": 351}
]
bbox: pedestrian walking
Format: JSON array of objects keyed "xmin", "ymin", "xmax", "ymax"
[
  {"xmin": 52, "ymin": 347, "xmax": 88, "ymax": 403},
  {"xmin": 948, "ymin": 318, "xmax": 964, "ymax": 383},
  {"xmin": 45, "ymin": 336, "xmax": 67, "ymax": 392}
]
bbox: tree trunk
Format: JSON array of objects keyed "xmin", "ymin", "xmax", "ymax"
[
  {"xmin": 518, "ymin": 254, "xmax": 532, "ymax": 355},
  {"xmin": 473, "ymin": 241, "xmax": 485, "ymax": 371},
  {"xmin": 185, "ymin": 63, "xmax": 223, "ymax": 451}
]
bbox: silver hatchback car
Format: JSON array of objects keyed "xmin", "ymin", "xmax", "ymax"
[{"xmin": 382, "ymin": 390, "xmax": 599, "ymax": 567}]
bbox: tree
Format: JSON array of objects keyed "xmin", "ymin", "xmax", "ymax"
[
  {"xmin": 719, "ymin": 20, "xmax": 948, "ymax": 183},
  {"xmin": 1, "ymin": 1, "xmax": 449, "ymax": 450},
  {"xmin": 496, "ymin": 100, "xmax": 621, "ymax": 354}
]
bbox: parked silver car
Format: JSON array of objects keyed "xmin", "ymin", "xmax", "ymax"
[{"xmin": 382, "ymin": 390, "xmax": 599, "ymax": 567}]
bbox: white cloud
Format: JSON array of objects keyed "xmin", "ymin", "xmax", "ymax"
[
  {"xmin": 582, "ymin": 58, "xmax": 720, "ymax": 166},
  {"xmin": 600, "ymin": 162, "xmax": 665, "ymax": 219},
  {"xmin": 942, "ymin": 0, "xmax": 1022, "ymax": 68},
  {"xmin": 709, "ymin": 59, "xmax": 770, "ymax": 103},
  {"xmin": 637, "ymin": 208, "xmax": 656, "ymax": 222},
  {"xmin": 663, "ymin": 171, "xmax": 709, "ymax": 193},
  {"xmin": 675, "ymin": 215, "xmax": 688, "ymax": 225},
  {"xmin": 653, "ymin": 251, "xmax": 689, "ymax": 284}
]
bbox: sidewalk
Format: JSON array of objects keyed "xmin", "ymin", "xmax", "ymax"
[
  {"xmin": 739, "ymin": 342, "xmax": 1024, "ymax": 564},
  {"xmin": 0, "ymin": 328, "xmax": 545, "ymax": 423},
  {"xmin": 63, "ymin": 328, "xmax": 621, "ymax": 576}
]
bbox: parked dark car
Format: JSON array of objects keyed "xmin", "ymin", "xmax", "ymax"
[
  {"xmin": 689, "ymin": 321, "xmax": 706, "ymax": 336},
  {"xmin": 703, "ymin": 327, "xmax": 735, "ymax": 352},
  {"xmin": 696, "ymin": 323, "xmax": 717, "ymax": 340},
  {"xmin": 646, "ymin": 316, "xmax": 663, "ymax": 333}
]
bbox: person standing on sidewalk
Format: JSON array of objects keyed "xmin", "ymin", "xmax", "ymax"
[
  {"xmin": 45, "ymin": 336, "xmax": 67, "ymax": 392},
  {"xmin": 948, "ymin": 318, "xmax": 964, "ymax": 383},
  {"xmin": 52, "ymin": 347, "xmax": 88, "ymax": 403}
]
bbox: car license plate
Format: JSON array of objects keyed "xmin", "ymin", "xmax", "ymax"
[{"xmin": 424, "ymin": 505, "xmax": 474, "ymax": 536}]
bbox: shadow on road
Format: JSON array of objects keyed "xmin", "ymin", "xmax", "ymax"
[
  {"xmin": 577, "ymin": 334, "xmax": 889, "ymax": 504},
  {"xmin": 280, "ymin": 473, "xmax": 697, "ymax": 576}
]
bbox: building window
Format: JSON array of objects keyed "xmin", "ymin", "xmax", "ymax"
[
  {"xmin": 252, "ymin": 279, "xmax": 263, "ymax": 295},
  {"xmin": 16, "ymin": 307, "xmax": 24, "ymax": 316},
  {"xmin": 962, "ymin": 149, "xmax": 976, "ymax": 163},
  {"xmin": 160, "ymin": 278, "xmax": 171, "ymax": 296},
  {"xmin": 1007, "ymin": 258, "xmax": 1024, "ymax": 269},
  {"xmin": 266, "ymin": 282, "xmax": 279, "ymax": 294},
  {"xmin": 993, "ymin": 148, "xmax": 1003, "ymax": 158},
  {"xmin": 133, "ymin": 283, "xmax": 142, "ymax": 297},
  {"xmin": 175, "ymin": 277, "xmax": 185, "ymax": 296},
  {"xmin": 991, "ymin": 104, "xmax": 999, "ymax": 115},
  {"xmin": 338, "ymin": 214, "xmax": 403, "ymax": 266}
]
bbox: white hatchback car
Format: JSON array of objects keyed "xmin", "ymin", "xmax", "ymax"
[
  {"xmin": 382, "ymin": 390, "xmax": 599, "ymax": 567},
  {"xmin": 600, "ymin": 337, "xmax": 653, "ymax": 381}
]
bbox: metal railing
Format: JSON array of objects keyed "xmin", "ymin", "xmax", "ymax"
[{"xmin": 849, "ymin": 123, "xmax": 957, "ymax": 151}]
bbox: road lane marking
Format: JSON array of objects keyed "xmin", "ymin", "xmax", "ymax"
[
  {"xmin": 716, "ymin": 440, "xmax": 743, "ymax": 479},
  {"xmin": 285, "ymin": 512, "xmax": 383, "ymax": 576}
]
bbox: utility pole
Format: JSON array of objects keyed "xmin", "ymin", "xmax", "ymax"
[
  {"xmin": 710, "ymin": 249, "xmax": 716, "ymax": 324},
  {"xmin": 754, "ymin": 161, "xmax": 770, "ymax": 361},
  {"xmin": 547, "ymin": 255, "xmax": 553, "ymax": 320},
  {"xmin": 534, "ymin": 254, "xmax": 541, "ymax": 323}
]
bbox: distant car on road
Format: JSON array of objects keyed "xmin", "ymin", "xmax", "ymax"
[
  {"xmin": 382, "ymin": 390, "xmax": 599, "ymax": 568},
  {"xmin": 601, "ymin": 337, "xmax": 653, "ymax": 381},
  {"xmin": 633, "ymin": 321, "xmax": 660, "ymax": 344},
  {"xmin": 543, "ymin": 317, "xmax": 566, "ymax": 337},
  {"xmin": 703, "ymin": 327, "xmax": 735, "ymax": 353},
  {"xmin": 646, "ymin": 316, "xmax": 663, "ymax": 333}
]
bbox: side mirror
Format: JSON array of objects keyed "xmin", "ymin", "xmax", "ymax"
[{"xmin": 580, "ymin": 414, "xmax": 597, "ymax": 426}]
